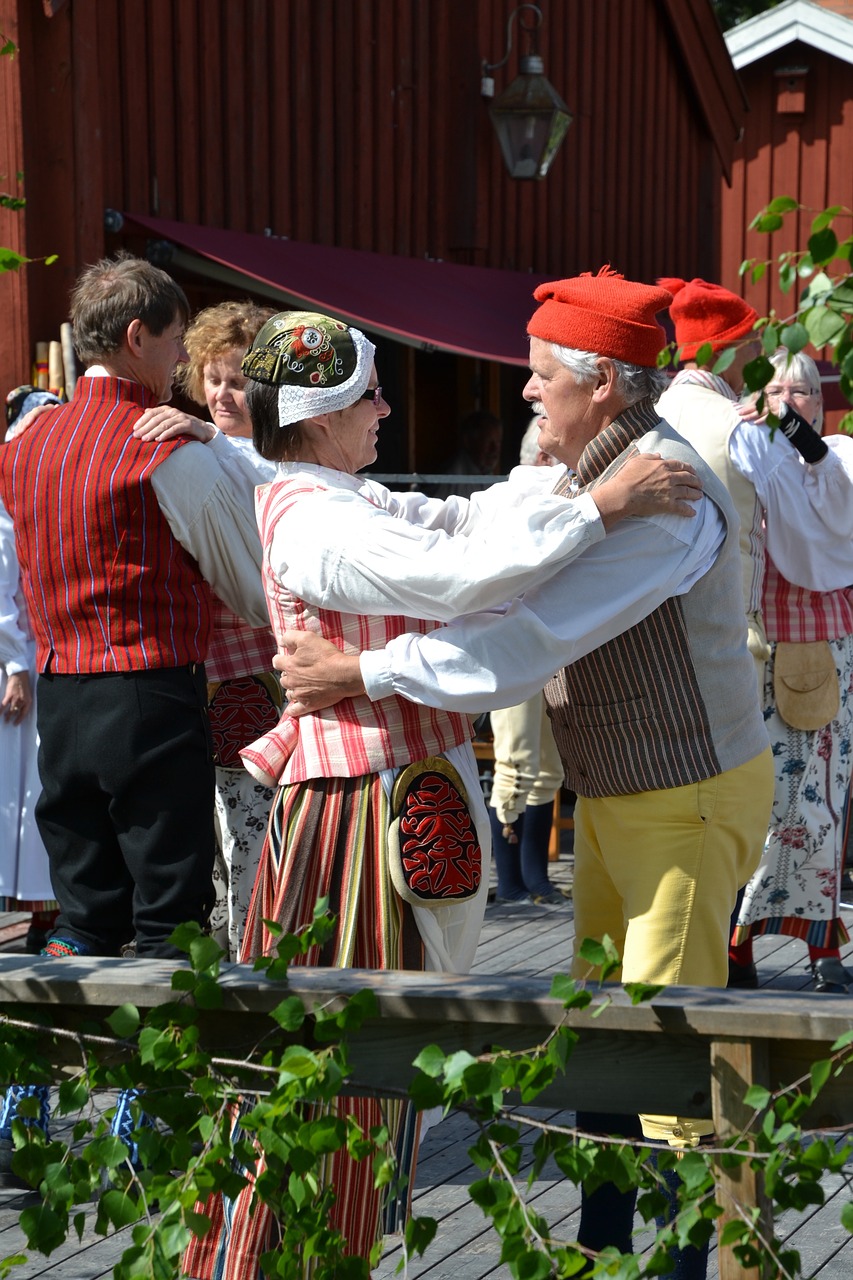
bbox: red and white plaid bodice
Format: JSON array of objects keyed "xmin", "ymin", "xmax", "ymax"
[
  {"xmin": 205, "ymin": 598, "xmax": 276, "ymax": 682},
  {"xmin": 763, "ymin": 555, "xmax": 853, "ymax": 644},
  {"xmin": 240, "ymin": 477, "xmax": 473, "ymax": 786}
]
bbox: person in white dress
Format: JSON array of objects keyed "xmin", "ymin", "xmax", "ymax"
[{"xmin": 0, "ymin": 389, "xmax": 60, "ymax": 951}]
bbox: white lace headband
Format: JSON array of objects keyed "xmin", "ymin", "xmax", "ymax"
[{"xmin": 276, "ymin": 326, "xmax": 374, "ymax": 426}]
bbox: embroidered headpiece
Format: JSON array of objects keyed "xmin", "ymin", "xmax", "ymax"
[{"xmin": 242, "ymin": 310, "xmax": 375, "ymax": 426}]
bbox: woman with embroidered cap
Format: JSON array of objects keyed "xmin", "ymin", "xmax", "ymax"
[{"xmin": 182, "ymin": 308, "xmax": 704, "ymax": 1276}]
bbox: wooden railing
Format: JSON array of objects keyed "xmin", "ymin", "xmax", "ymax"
[{"xmin": 0, "ymin": 956, "xmax": 850, "ymax": 1279}]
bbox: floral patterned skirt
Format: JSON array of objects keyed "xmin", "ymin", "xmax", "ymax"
[{"xmin": 735, "ymin": 634, "xmax": 853, "ymax": 948}]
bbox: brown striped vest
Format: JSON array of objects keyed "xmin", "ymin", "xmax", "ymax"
[{"xmin": 544, "ymin": 397, "xmax": 768, "ymax": 798}]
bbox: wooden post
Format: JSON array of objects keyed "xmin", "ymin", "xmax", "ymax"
[{"xmin": 710, "ymin": 1037, "xmax": 774, "ymax": 1280}]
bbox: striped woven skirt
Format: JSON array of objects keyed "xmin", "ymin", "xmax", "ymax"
[{"xmin": 183, "ymin": 773, "xmax": 425, "ymax": 1280}]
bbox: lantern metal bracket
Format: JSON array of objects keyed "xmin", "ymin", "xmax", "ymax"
[{"xmin": 481, "ymin": 3, "xmax": 543, "ymax": 97}]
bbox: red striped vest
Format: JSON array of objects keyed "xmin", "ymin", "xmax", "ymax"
[
  {"xmin": 0, "ymin": 376, "xmax": 211, "ymax": 673},
  {"xmin": 241, "ymin": 477, "xmax": 473, "ymax": 786}
]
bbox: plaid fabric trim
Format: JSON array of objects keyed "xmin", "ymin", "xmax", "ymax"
[
  {"xmin": 763, "ymin": 557, "xmax": 853, "ymax": 643},
  {"xmin": 204, "ymin": 599, "xmax": 276, "ymax": 682}
]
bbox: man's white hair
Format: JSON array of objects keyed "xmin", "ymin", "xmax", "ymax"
[{"xmin": 551, "ymin": 343, "xmax": 669, "ymax": 405}]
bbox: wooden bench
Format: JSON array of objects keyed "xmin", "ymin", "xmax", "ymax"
[{"xmin": 0, "ymin": 956, "xmax": 849, "ymax": 1280}]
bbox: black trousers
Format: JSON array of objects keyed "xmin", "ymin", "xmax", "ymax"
[
  {"xmin": 35, "ymin": 665, "xmax": 216, "ymax": 958},
  {"xmin": 576, "ymin": 1111, "xmax": 709, "ymax": 1280}
]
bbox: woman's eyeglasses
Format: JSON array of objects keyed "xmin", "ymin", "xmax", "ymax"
[
  {"xmin": 766, "ymin": 385, "xmax": 819, "ymax": 401},
  {"xmin": 361, "ymin": 386, "xmax": 383, "ymax": 407}
]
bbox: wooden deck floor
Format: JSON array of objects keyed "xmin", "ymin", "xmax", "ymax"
[{"xmin": 1, "ymin": 845, "xmax": 852, "ymax": 1278}]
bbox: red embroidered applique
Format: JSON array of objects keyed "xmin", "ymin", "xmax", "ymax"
[
  {"xmin": 208, "ymin": 676, "xmax": 282, "ymax": 769},
  {"xmin": 396, "ymin": 768, "xmax": 482, "ymax": 901}
]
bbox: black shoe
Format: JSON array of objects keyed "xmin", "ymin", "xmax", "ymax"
[
  {"xmin": 24, "ymin": 928, "xmax": 48, "ymax": 955},
  {"xmin": 727, "ymin": 958, "xmax": 758, "ymax": 989},
  {"xmin": 811, "ymin": 957, "xmax": 853, "ymax": 994}
]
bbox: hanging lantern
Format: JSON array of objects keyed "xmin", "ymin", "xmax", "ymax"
[{"xmin": 481, "ymin": 5, "xmax": 572, "ymax": 180}]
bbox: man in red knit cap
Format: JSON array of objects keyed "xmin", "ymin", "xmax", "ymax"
[
  {"xmin": 657, "ymin": 277, "xmax": 853, "ymax": 993},
  {"xmin": 276, "ymin": 267, "xmax": 774, "ymax": 1277}
]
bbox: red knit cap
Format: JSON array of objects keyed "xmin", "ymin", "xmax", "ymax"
[
  {"xmin": 658, "ymin": 277, "xmax": 758, "ymax": 361},
  {"xmin": 527, "ymin": 267, "xmax": 673, "ymax": 368}
]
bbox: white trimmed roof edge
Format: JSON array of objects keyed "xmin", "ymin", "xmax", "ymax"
[{"xmin": 725, "ymin": 0, "xmax": 853, "ymax": 69}]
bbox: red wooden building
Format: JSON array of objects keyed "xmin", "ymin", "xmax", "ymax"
[
  {"xmin": 721, "ymin": 0, "xmax": 853, "ymax": 427},
  {"xmin": 0, "ymin": 0, "xmax": 746, "ymax": 465}
]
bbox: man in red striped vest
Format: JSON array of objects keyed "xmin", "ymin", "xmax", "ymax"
[{"xmin": 0, "ymin": 253, "xmax": 268, "ymax": 962}]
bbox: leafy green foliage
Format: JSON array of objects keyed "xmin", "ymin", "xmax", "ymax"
[
  {"xmin": 742, "ymin": 201, "xmax": 853, "ymax": 422},
  {"xmin": 711, "ymin": 0, "xmax": 782, "ymax": 32},
  {"xmin": 0, "ymin": 40, "xmax": 57, "ymax": 275},
  {"xmin": 0, "ymin": 925, "xmax": 852, "ymax": 1279}
]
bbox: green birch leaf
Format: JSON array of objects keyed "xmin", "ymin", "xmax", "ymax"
[
  {"xmin": 0, "ymin": 248, "xmax": 28, "ymax": 272},
  {"xmin": 405, "ymin": 1214, "xmax": 438, "ymax": 1256},
  {"xmin": 808, "ymin": 227, "xmax": 839, "ymax": 264},
  {"xmin": 803, "ymin": 306, "xmax": 846, "ymax": 347},
  {"xmin": 779, "ymin": 262, "xmax": 796, "ymax": 293},
  {"xmin": 106, "ymin": 1003, "xmax": 141, "ymax": 1038},
  {"xmin": 744, "ymin": 1083, "xmax": 772, "ymax": 1109},
  {"xmin": 623, "ymin": 982, "xmax": 664, "ymax": 1005},
  {"xmin": 779, "ymin": 322, "xmax": 809, "ymax": 354},
  {"xmin": 550, "ymin": 973, "xmax": 577, "ymax": 1002},
  {"xmin": 19, "ymin": 1202, "xmax": 67, "ymax": 1253},
  {"xmin": 762, "ymin": 323, "xmax": 779, "ymax": 355},
  {"xmin": 811, "ymin": 206, "xmax": 841, "ymax": 232},
  {"xmin": 766, "ymin": 195, "xmax": 799, "ymax": 214},
  {"xmin": 801, "ymin": 270, "xmax": 835, "ymax": 302},
  {"xmin": 412, "ymin": 1043, "xmax": 447, "ymax": 1077},
  {"xmin": 270, "ymin": 996, "xmax": 306, "ymax": 1031},
  {"xmin": 810, "ymin": 1058, "xmax": 832, "ymax": 1098},
  {"xmin": 712, "ymin": 347, "xmax": 736, "ymax": 375},
  {"xmin": 826, "ymin": 279, "xmax": 853, "ymax": 309}
]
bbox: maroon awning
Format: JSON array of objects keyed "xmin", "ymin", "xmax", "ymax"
[{"xmin": 122, "ymin": 214, "xmax": 548, "ymax": 368}]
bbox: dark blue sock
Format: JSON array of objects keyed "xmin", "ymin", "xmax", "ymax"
[
  {"xmin": 576, "ymin": 1112, "xmax": 643, "ymax": 1266},
  {"xmin": 519, "ymin": 801, "xmax": 556, "ymax": 896},
  {"xmin": 488, "ymin": 806, "xmax": 528, "ymax": 899},
  {"xmin": 651, "ymin": 1151, "xmax": 710, "ymax": 1280}
]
